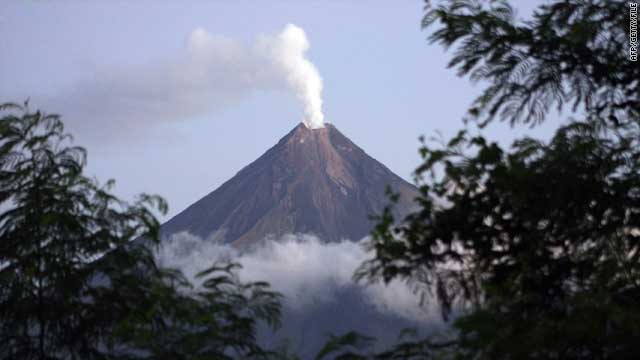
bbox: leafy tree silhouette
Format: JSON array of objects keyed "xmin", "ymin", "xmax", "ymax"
[
  {"xmin": 327, "ymin": 0, "xmax": 640, "ymax": 358},
  {"xmin": 0, "ymin": 102, "xmax": 282, "ymax": 360}
]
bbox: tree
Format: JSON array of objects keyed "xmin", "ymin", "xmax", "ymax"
[
  {"xmin": 123, "ymin": 262, "xmax": 282, "ymax": 360},
  {"xmin": 354, "ymin": 0, "xmax": 640, "ymax": 359},
  {"xmin": 0, "ymin": 102, "xmax": 282, "ymax": 359}
]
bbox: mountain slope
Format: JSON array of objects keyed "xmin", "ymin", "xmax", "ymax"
[{"xmin": 161, "ymin": 123, "xmax": 418, "ymax": 246}]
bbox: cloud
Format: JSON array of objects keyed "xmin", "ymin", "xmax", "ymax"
[
  {"xmin": 44, "ymin": 24, "xmax": 324, "ymax": 141},
  {"xmin": 156, "ymin": 232, "xmax": 438, "ymax": 324}
]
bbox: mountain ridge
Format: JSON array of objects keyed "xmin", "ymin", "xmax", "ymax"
[{"xmin": 161, "ymin": 122, "xmax": 418, "ymax": 246}]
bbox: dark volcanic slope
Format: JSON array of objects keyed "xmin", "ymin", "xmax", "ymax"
[{"xmin": 161, "ymin": 123, "xmax": 418, "ymax": 246}]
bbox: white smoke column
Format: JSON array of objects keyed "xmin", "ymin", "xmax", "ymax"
[
  {"xmin": 260, "ymin": 24, "xmax": 325, "ymax": 129},
  {"xmin": 42, "ymin": 24, "xmax": 326, "ymax": 140}
]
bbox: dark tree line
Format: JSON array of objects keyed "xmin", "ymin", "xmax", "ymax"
[
  {"xmin": 0, "ymin": 103, "xmax": 281, "ymax": 359},
  {"xmin": 346, "ymin": 0, "xmax": 639, "ymax": 359}
]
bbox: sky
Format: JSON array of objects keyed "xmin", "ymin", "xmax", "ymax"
[{"xmin": 0, "ymin": 0, "xmax": 560, "ymax": 220}]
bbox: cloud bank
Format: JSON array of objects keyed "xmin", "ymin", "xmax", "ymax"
[
  {"xmin": 48, "ymin": 24, "xmax": 325, "ymax": 141},
  {"xmin": 156, "ymin": 233, "xmax": 438, "ymax": 324}
]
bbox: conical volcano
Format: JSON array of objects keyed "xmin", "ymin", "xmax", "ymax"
[{"xmin": 161, "ymin": 123, "xmax": 418, "ymax": 246}]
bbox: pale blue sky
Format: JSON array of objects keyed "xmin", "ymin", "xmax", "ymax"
[{"xmin": 1, "ymin": 0, "xmax": 559, "ymax": 220}]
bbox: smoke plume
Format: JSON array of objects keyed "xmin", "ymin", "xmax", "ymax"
[
  {"xmin": 43, "ymin": 24, "xmax": 325, "ymax": 141},
  {"xmin": 258, "ymin": 24, "xmax": 325, "ymax": 129}
]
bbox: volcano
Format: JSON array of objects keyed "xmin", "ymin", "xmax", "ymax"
[{"xmin": 161, "ymin": 123, "xmax": 418, "ymax": 246}]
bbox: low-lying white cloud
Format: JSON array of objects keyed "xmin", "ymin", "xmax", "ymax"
[
  {"xmin": 45, "ymin": 24, "xmax": 324, "ymax": 141},
  {"xmin": 156, "ymin": 232, "xmax": 438, "ymax": 324}
]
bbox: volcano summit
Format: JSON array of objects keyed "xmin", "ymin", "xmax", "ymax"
[{"xmin": 161, "ymin": 123, "xmax": 418, "ymax": 246}]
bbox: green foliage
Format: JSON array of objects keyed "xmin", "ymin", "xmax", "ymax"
[
  {"xmin": 128, "ymin": 262, "xmax": 282, "ymax": 360},
  {"xmin": 311, "ymin": 330, "xmax": 458, "ymax": 360},
  {"xmin": 355, "ymin": 0, "xmax": 640, "ymax": 359},
  {"xmin": 0, "ymin": 102, "xmax": 282, "ymax": 359},
  {"xmin": 422, "ymin": 0, "xmax": 638, "ymax": 127},
  {"xmin": 364, "ymin": 121, "xmax": 640, "ymax": 358},
  {"xmin": 314, "ymin": 331, "xmax": 375, "ymax": 360}
]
